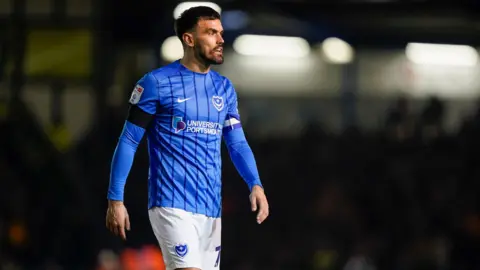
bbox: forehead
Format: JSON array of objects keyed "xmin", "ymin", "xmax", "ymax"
[{"xmin": 196, "ymin": 19, "xmax": 223, "ymax": 31}]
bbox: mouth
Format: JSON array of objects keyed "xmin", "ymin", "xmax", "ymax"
[{"xmin": 213, "ymin": 47, "xmax": 223, "ymax": 54}]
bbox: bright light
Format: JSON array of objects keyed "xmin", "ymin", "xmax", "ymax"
[
  {"xmin": 321, "ymin": 37, "xmax": 354, "ymax": 64},
  {"xmin": 233, "ymin": 34, "xmax": 310, "ymax": 58},
  {"xmin": 173, "ymin": 2, "xmax": 221, "ymax": 19},
  {"xmin": 406, "ymin": 42, "xmax": 478, "ymax": 67},
  {"xmin": 161, "ymin": 36, "xmax": 183, "ymax": 62}
]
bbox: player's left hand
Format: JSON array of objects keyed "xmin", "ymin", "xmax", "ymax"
[
  {"xmin": 249, "ymin": 185, "xmax": 269, "ymax": 224},
  {"xmin": 106, "ymin": 200, "xmax": 131, "ymax": 240}
]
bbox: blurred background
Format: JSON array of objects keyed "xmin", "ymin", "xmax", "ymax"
[{"xmin": 2, "ymin": 0, "xmax": 480, "ymax": 269}]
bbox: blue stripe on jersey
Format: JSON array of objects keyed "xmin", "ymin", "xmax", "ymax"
[
  {"xmin": 210, "ymin": 72, "xmax": 221, "ymax": 218},
  {"xmin": 203, "ymin": 74, "xmax": 211, "ymax": 215},
  {"xmin": 154, "ymin": 74, "xmax": 162, "ymax": 205},
  {"xmin": 168, "ymin": 76, "xmax": 176, "ymax": 208},
  {"xmin": 193, "ymin": 73, "xmax": 199, "ymax": 213},
  {"xmin": 180, "ymin": 72, "xmax": 187, "ymax": 210}
]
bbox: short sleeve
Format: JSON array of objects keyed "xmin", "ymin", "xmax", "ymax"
[
  {"xmin": 223, "ymin": 78, "xmax": 242, "ymax": 133},
  {"xmin": 128, "ymin": 73, "xmax": 158, "ymax": 115}
]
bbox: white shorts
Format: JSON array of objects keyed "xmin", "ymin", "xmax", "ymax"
[{"xmin": 148, "ymin": 207, "xmax": 222, "ymax": 270}]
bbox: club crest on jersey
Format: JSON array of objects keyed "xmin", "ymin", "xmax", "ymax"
[
  {"xmin": 129, "ymin": 85, "xmax": 143, "ymax": 104},
  {"xmin": 212, "ymin": 96, "xmax": 224, "ymax": 111},
  {"xmin": 172, "ymin": 116, "xmax": 186, "ymax": 133},
  {"xmin": 174, "ymin": 244, "xmax": 188, "ymax": 258}
]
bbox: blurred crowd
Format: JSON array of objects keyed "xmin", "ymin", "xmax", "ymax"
[{"xmin": 1, "ymin": 95, "xmax": 480, "ymax": 270}]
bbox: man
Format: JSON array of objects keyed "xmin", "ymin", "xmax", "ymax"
[{"xmin": 105, "ymin": 6, "xmax": 269, "ymax": 270}]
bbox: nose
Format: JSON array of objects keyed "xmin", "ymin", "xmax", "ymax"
[{"xmin": 217, "ymin": 34, "xmax": 224, "ymax": 45}]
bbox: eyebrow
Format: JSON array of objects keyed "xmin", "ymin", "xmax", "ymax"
[{"xmin": 206, "ymin": 28, "xmax": 224, "ymax": 33}]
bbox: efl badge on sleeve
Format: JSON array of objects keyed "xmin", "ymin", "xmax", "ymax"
[
  {"xmin": 129, "ymin": 85, "xmax": 144, "ymax": 104},
  {"xmin": 212, "ymin": 96, "xmax": 224, "ymax": 111}
]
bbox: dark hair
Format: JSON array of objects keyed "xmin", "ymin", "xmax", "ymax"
[{"xmin": 174, "ymin": 6, "xmax": 221, "ymax": 42}]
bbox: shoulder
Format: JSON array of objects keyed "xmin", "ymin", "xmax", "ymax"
[
  {"xmin": 148, "ymin": 61, "xmax": 183, "ymax": 84},
  {"xmin": 209, "ymin": 70, "xmax": 228, "ymax": 84},
  {"xmin": 210, "ymin": 70, "xmax": 235, "ymax": 90}
]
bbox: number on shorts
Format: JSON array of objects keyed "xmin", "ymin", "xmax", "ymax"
[{"xmin": 214, "ymin": 246, "xmax": 221, "ymax": 267}]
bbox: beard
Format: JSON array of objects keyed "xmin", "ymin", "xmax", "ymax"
[{"xmin": 195, "ymin": 44, "xmax": 224, "ymax": 65}]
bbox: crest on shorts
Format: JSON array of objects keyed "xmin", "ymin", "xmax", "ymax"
[
  {"xmin": 175, "ymin": 243, "xmax": 188, "ymax": 257},
  {"xmin": 212, "ymin": 96, "xmax": 224, "ymax": 111}
]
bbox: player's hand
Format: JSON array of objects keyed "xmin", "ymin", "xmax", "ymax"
[
  {"xmin": 249, "ymin": 185, "xmax": 269, "ymax": 224},
  {"xmin": 106, "ymin": 200, "xmax": 131, "ymax": 240}
]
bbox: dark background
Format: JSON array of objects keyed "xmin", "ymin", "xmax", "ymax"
[{"xmin": 1, "ymin": 0, "xmax": 480, "ymax": 269}]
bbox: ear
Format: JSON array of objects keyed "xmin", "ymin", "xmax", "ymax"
[{"xmin": 182, "ymin": 32, "xmax": 195, "ymax": 48}]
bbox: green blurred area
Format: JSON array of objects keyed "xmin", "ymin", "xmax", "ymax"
[
  {"xmin": 24, "ymin": 29, "xmax": 92, "ymax": 78},
  {"xmin": 47, "ymin": 123, "xmax": 72, "ymax": 152}
]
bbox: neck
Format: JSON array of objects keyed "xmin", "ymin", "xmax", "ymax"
[{"xmin": 180, "ymin": 51, "xmax": 210, "ymax": 73}]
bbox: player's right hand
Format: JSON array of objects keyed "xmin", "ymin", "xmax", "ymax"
[{"xmin": 106, "ymin": 200, "xmax": 131, "ymax": 240}]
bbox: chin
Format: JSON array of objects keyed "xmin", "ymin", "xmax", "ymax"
[{"xmin": 210, "ymin": 57, "xmax": 224, "ymax": 65}]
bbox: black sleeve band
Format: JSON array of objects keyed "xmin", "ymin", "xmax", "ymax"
[{"xmin": 127, "ymin": 105, "xmax": 154, "ymax": 129}]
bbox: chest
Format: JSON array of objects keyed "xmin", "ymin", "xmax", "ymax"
[{"xmin": 160, "ymin": 75, "xmax": 228, "ymax": 123}]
